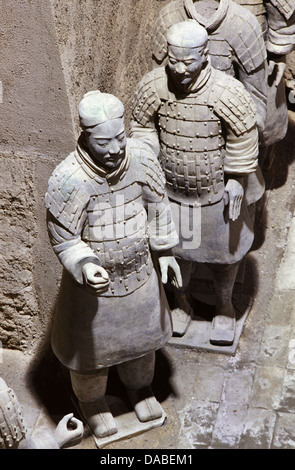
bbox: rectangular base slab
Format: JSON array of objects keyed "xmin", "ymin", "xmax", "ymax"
[
  {"xmin": 74, "ymin": 395, "xmax": 166, "ymax": 449},
  {"xmin": 169, "ymin": 294, "xmax": 253, "ymax": 355}
]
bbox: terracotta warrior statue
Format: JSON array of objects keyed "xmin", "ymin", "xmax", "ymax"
[
  {"xmin": 151, "ymin": 0, "xmax": 268, "ymax": 138},
  {"xmin": 130, "ymin": 21, "xmax": 264, "ymax": 345},
  {"xmin": 0, "ymin": 377, "xmax": 83, "ymax": 449},
  {"xmin": 45, "ymin": 91, "xmax": 182, "ymax": 439},
  {"xmin": 234, "ymin": 0, "xmax": 295, "ymax": 166}
]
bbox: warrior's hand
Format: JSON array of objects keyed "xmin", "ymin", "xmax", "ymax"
[
  {"xmin": 82, "ymin": 262, "xmax": 110, "ymax": 295},
  {"xmin": 224, "ymin": 178, "xmax": 244, "ymax": 221},
  {"xmin": 53, "ymin": 413, "xmax": 84, "ymax": 449},
  {"xmin": 268, "ymin": 60, "xmax": 286, "ymax": 87},
  {"xmin": 158, "ymin": 255, "xmax": 183, "ymax": 289}
]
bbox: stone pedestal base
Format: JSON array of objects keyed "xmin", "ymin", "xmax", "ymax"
[
  {"xmin": 74, "ymin": 395, "xmax": 166, "ymax": 448},
  {"xmin": 169, "ymin": 294, "xmax": 253, "ymax": 355}
]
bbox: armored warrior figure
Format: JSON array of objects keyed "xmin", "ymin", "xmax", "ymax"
[
  {"xmin": 130, "ymin": 21, "xmax": 264, "ymax": 345},
  {"xmin": 45, "ymin": 91, "xmax": 182, "ymax": 439},
  {"xmin": 0, "ymin": 377, "xmax": 83, "ymax": 449},
  {"xmin": 151, "ymin": 0, "xmax": 268, "ymax": 136},
  {"xmin": 234, "ymin": 0, "xmax": 295, "ymax": 164}
]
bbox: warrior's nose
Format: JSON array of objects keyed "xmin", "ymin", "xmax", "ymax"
[
  {"xmin": 109, "ymin": 142, "xmax": 121, "ymax": 155},
  {"xmin": 175, "ymin": 62, "xmax": 186, "ymax": 74}
]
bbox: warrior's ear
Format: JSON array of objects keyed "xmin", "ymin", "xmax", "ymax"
[{"xmin": 203, "ymin": 46, "xmax": 209, "ymax": 58}]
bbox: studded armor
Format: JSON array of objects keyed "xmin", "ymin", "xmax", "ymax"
[
  {"xmin": 0, "ymin": 378, "xmax": 27, "ymax": 449},
  {"xmin": 45, "ymin": 139, "xmax": 176, "ymax": 297},
  {"xmin": 131, "ymin": 65, "xmax": 258, "ymax": 207}
]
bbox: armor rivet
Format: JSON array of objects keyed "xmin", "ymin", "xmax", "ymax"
[
  {"xmin": 207, "ymin": 188, "xmax": 210, "ymax": 192},
  {"xmin": 204, "ymin": 122, "xmax": 207, "ymax": 126}
]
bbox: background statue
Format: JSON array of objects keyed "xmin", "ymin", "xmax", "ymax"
[
  {"xmin": 234, "ymin": 0, "xmax": 295, "ymax": 168},
  {"xmin": 45, "ymin": 91, "xmax": 182, "ymax": 440},
  {"xmin": 151, "ymin": 0, "xmax": 268, "ymax": 141},
  {"xmin": 130, "ymin": 21, "xmax": 264, "ymax": 346},
  {"xmin": 0, "ymin": 377, "xmax": 83, "ymax": 449}
]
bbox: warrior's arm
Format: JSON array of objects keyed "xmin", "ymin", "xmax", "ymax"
[
  {"xmin": 235, "ymin": 64, "xmax": 268, "ymax": 135},
  {"xmin": 46, "ymin": 211, "xmax": 104, "ymax": 286},
  {"xmin": 130, "ymin": 71, "xmax": 163, "ymax": 157},
  {"xmin": 266, "ymin": 0, "xmax": 295, "ymax": 55},
  {"xmin": 223, "ymin": 125, "xmax": 259, "ymax": 221},
  {"xmin": 130, "ymin": 119, "xmax": 160, "ymax": 157}
]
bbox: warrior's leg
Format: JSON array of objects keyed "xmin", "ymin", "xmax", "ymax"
[
  {"xmin": 70, "ymin": 368, "xmax": 117, "ymax": 438},
  {"xmin": 171, "ymin": 258, "xmax": 194, "ymax": 337},
  {"xmin": 207, "ymin": 261, "xmax": 240, "ymax": 346},
  {"xmin": 117, "ymin": 351, "xmax": 162, "ymax": 423}
]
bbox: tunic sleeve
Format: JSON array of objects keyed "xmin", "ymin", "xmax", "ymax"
[
  {"xmin": 47, "ymin": 211, "xmax": 101, "ymax": 285},
  {"xmin": 224, "ymin": 126, "xmax": 259, "ymax": 175}
]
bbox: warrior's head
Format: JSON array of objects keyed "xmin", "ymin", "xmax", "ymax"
[
  {"xmin": 166, "ymin": 20, "xmax": 209, "ymax": 90},
  {"xmin": 79, "ymin": 91, "xmax": 126, "ymax": 170}
]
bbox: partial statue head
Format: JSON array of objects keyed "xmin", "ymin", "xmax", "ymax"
[
  {"xmin": 79, "ymin": 91, "xmax": 126, "ymax": 171},
  {"xmin": 166, "ymin": 20, "xmax": 209, "ymax": 90}
]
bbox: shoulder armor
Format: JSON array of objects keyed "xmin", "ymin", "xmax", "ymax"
[
  {"xmin": 208, "ymin": 70, "xmax": 257, "ymax": 135},
  {"xmin": 45, "ymin": 152, "xmax": 94, "ymax": 234},
  {"xmin": 226, "ymin": 1, "xmax": 267, "ymax": 73},
  {"xmin": 269, "ymin": 0, "xmax": 295, "ymax": 19},
  {"xmin": 129, "ymin": 140, "xmax": 166, "ymax": 198},
  {"xmin": 152, "ymin": 0, "xmax": 187, "ymax": 65},
  {"xmin": 131, "ymin": 68, "xmax": 167, "ymax": 127}
]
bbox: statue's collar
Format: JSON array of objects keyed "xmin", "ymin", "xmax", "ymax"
[
  {"xmin": 76, "ymin": 135, "xmax": 130, "ymax": 182},
  {"xmin": 188, "ymin": 60, "xmax": 212, "ymax": 93},
  {"xmin": 184, "ymin": 0, "xmax": 229, "ymax": 32}
]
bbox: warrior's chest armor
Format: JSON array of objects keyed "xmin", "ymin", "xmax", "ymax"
[
  {"xmin": 157, "ymin": 90, "xmax": 226, "ymax": 206},
  {"xmin": 82, "ymin": 176, "xmax": 153, "ymax": 297}
]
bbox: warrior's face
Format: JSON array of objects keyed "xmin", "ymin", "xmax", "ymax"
[
  {"xmin": 84, "ymin": 117, "xmax": 127, "ymax": 170},
  {"xmin": 168, "ymin": 45, "xmax": 206, "ymax": 89}
]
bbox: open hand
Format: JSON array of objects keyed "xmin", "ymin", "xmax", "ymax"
[
  {"xmin": 158, "ymin": 256, "xmax": 183, "ymax": 288},
  {"xmin": 224, "ymin": 178, "xmax": 244, "ymax": 221}
]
